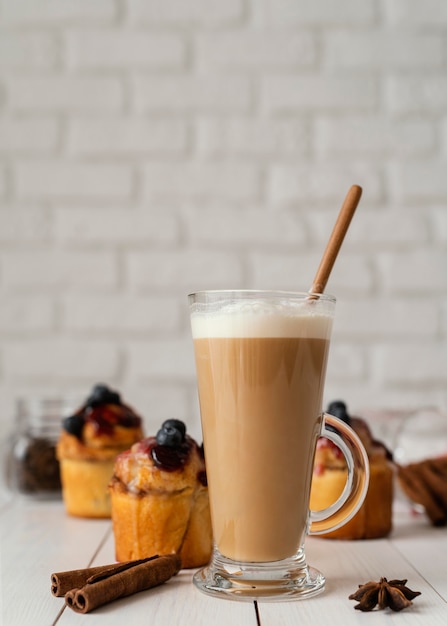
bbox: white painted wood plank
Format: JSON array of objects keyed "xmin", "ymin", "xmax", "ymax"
[
  {"xmin": 57, "ymin": 529, "xmax": 259, "ymax": 626},
  {"xmin": 0, "ymin": 499, "xmax": 110, "ymax": 626},
  {"xmin": 2, "ymin": 501, "xmax": 446, "ymax": 626},
  {"xmin": 390, "ymin": 511, "xmax": 447, "ymax": 602},
  {"xmin": 257, "ymin": 533, "xmax": 447, "ymax": 625}
]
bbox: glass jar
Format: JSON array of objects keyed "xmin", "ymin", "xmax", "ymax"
[
  {"xmin": 4, "ymin": 398, "xmax": 65, "ymax": 499},
  {"xmin": 394, "ymin": 407, "xmax": 447, "ymax": 465}
]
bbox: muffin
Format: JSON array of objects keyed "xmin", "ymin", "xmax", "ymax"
[
  {"xmin": 310, "ymin": 400, "xmax": 394, "ymax": 539},
  {"xmin": 109, "ymin": 419, "xmax": 212, "ymax": 569},
  {"xmin": 57, "ymin": 384, "xmax": 144, "ymax": 518}
]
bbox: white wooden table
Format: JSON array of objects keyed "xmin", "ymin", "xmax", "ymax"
[{"xmin": 1, "ymin": 496, "xmax": 446, "ymax": 625}]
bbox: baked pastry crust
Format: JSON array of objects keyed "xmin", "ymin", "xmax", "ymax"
[
  {"xmin": 110, "ymin": 434, "xmax": 212, "ymax": 568},
  {"xmin": 57, "ymin": 419, "xmax": 143, "ymax": 462},
  {"xmin": 57, "ymin": 389, "xmax": 144, "ymax": 519},
  {"xmin": 59, "ymin": 458, "xmax": 117, "ymax": 518},
  {"xmin": 311, "ymin": 462, "xmax": 393, "ymax": 539},
  {"xmin": 310, "ymin": 412, "xmax": 394, "ymax": 539}
]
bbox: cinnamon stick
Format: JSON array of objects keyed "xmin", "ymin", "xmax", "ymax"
[
  {"xmin": 420, "ymin": 459, "xmax": 447, "ymax": 511},
  {"xmin": 64, "ymin": 554, "xmax": 181, "ymax": 614},
  {"xmin": 51, "ymin": 557, "xmax": 160, "ymax": 597},
  {"xmin": 397, "ymin": 458, "xmax": 447, "ymax": 526}
]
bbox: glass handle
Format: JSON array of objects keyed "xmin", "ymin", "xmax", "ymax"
[{"xmin": 309, "ymin": 413, "xmax": 370, "ymax": 535}]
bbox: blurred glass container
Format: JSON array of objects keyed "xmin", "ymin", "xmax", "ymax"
[
  {"xmin": 4, "ymin": 398, "xmax": 66, "ymax": 499},
  {"xmin": 394, "ymin": 407, "xmax": 447, "ymax": 465}
]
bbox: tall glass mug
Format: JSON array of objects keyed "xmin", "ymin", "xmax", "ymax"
[{"xmin": 189, "ymin": 290, "xmax": 369, "ymax": 601}]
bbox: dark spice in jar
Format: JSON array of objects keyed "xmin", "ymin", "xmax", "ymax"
[
  {"xmin": 13, "ymin": 436, "xmax": 61, "ymax": 494},
  {"xmin": 6, "ymin": 398, "xmax": 66, "ymax": 498}
]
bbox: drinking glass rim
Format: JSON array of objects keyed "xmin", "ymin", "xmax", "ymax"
[{"xmin": 188, "ymin": 289, "xmax": 336, "ymax": 304}]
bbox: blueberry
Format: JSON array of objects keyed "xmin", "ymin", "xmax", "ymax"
[
  {"xmin": 63, "ymin": 414, "xmax": 84, "ymax": 438},
  {"xmin": 156, "ymin": 419, "xmax": 186, "ymax": 447},
  {"xmin": 327, "ymin": 400, "xmax": 351, "ymax": 425},
  {"xmin": 162, "ymin": 419, "xmax": 186, "ymax": 438},
  {"xmin": 86, "ymin": 383, "xmax": 121, "ymax": 408}
]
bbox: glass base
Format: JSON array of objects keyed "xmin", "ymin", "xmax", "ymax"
[{"xmin": 193, "ymin": 549, "xmax": 325, "ymax": 602}]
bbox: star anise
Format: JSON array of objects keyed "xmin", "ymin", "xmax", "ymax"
[{"xmin": 349, "ymin": 577, "xmax": 421, "ymax": 612}]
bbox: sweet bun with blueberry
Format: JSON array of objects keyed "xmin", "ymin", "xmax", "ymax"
[
  {"xmin": 57, "ymin": 384, "xmax": 144, "ymax": 518},
  {"xmin": 109, "ymin": 419, "xmax": 212, "ymax": 568},
  {"xmin": 310, "ymin": 400, "xmax": 394, "ymax": 539}
]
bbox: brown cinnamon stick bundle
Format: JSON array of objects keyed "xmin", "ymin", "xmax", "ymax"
[
  {"xmin": 397, "ymin": 457, "xmax": 447, "ymax": 526},
  {"xmin": 51, "ymin": 558, "xmax": 152, "ymax": 597},
  {"xmin": 54, "ymin": 554, "xmax": 180, "ymax": 614}
]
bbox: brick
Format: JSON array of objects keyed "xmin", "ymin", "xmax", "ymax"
[
  {"xmin": 0, "ymin": 119, "xmax": 59, "ymax": 154},
  {"xmin": 0, "ymin": 32, "xmax": 59, "ymax": 69},
  {"xmin": 325, "ymin": 344, "xmax": 367, "ymax": 380},
  {"xmin": 2, "ymin": 251, "xmax": 117, "ymax": 290},
  {"xmin": 1, "ymin": 0, "xmax": 117, "ymax": 24},
  {"xmin": 123, "ymin": 384, "xmax": 194, "ymax": 434},
  {"xmin": 135, "ymin": 76, "xmax": 251, "ymax": 113},
  {"xmin": 315, "ymin": 116, "xmax": 435, "ymax": 156},
  {"xmin": 7, "ymin": 76, "xmax": 123, "ymax": 112},
  {"xmin": 262, "ymin": 75, "xmax": 377, "ymax": 113},
  {"xmin": 268, "ymin": 163, "xmax": 383, "ymax": 205},
  {"xmin": 334, "ymin": 298, "xmax": 438, "ymax": 338},
  {"xmin": 185, "ymin": 206, "xmax": 307, "ymax": 246},
  {"xmin": 68, "ymin": 118, "xmax": 187, "ymax": 156},
  {"xmin": 0, "ymin": 297, "xmax": 54, "ymax": 333},
  {"xmin": 440, "ymin": 119, "xmax": 447, "ymax": 158},
  {"xmin": 324, "ymin": 382, "xmax": 442, "ymax": 414},
  {"xmin": 377, "ymin": 250, "xmax": 447, "ymax": 293},
  {"xmin": 431, "ymin": 208, "xmax": 447, "ymax": 243},
  {"xmin": 15, "ymin": 161, "xmax": 133, "ymax": 199},
  {"xmin": 319, "ymin": 254, "xmax": 374, "ymax": 295},
  {"xmin": 385, "ymin": 0, "xmax": 447, "ymax": 26},
  {"xmin": 54, "ymin": 208, "xmax": 178, "ymax": 245},
  {"xmin": 63, "ymin": 294, "xmax": 181, "ymax": 333},
  {"xmin": 258, "ymin": 0, "xmax": 375, "ymax": 25},
  {"xmin": 309, "ymin": 209, "xmax": 428, "ymax": 246},
  {"xmin": 443, "ymin": 301, "xmax": 447, "ymax": 336},
  {"xmin": 323, "ymin": 381, "xmax": 368, "ymax": 411},
  {"xmin": 248, "ymin": 252, "xmax": 373, "ymax": 294},
  {"xmin": 126, "ymin": 250, "xmax": 244, "ymax": 292},
  {"xmin": 3, "ymin": 340, "xmax": 119, "ymax": 380},
  {"xmin": 390, "ymin": 160, "xmax": 447, "ymax": 202},
  {"xmin": 387, "ymin": 75, "xmax": 447, "ymax": 114},
  {"xmin": 127, "ymin": 0, "xmax": 244, "ymax": 25},
  {"xmin": 324, "ymin": 31, "xmax": 443, "ymax": 69},
  {"xmin": 376, "ymin": 343, "xmax": 447, "ymax": 385},
  {"xmin": 67, "ymin": 31, "xmax": 185, "ymax": 69},
  {"xmin": 0, "ymin": 84, "xmax": 6, "ymax": 110},
  {"xmin": 142, "ymin": 162, "xmax": 260, "ymax": 201},
  {"xmin": 197, "ymin": 118, "xmax": 309, "ymax": 157},
  {"xmin": 0, "ymin": 166, "xmax": 7, "ymax": 197},
  {"xmin": 196, "ymin": 31, "xmax": 316, "ymax": 69},
  {"xmin": 0, "ymin": 208, "xmax": 51, "ymax": 242},
  {"xmin": 127, "ymin": 336, "xmax": 195, "ymax": 382}
]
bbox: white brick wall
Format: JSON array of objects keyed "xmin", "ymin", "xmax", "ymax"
[
  {"xmin": 7, "ymin": 77, "xmax": 124, "ymax": 112},
  {"xmin": 1, "ymin": 0, "xmax": 446, "ymax": 442},
  {"xmin": 67, "ymin": 31, "xmax": 186, "ymax": 70}
]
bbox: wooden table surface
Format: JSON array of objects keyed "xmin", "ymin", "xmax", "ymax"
[{"xmin": 1, "ymin": 495, "xmax": 446, "ymax": 625}]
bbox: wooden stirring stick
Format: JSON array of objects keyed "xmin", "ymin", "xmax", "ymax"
[{"xmin": 309, "ymin": 184, "xmax": 362, "ymax": 295}]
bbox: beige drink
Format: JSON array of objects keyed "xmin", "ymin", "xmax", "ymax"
[{"xmin": 191, "ymin": 300, "xmax": 333, "ymax": 562}]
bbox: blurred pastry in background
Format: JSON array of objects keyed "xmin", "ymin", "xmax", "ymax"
[
  {"xmin": 57, "ymin": 384, "xmax": 144, "ymax": 518},
  {"xmin": 310, "ymin": 400, "xmax": 394, "ymax": 539}
]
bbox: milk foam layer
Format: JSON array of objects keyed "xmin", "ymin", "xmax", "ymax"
[{"xmin": 191, "ymin": 299, "xmax": 334, "ymax": 339}]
